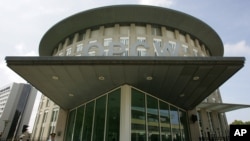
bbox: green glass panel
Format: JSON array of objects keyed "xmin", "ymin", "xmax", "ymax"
[
  {"xmin": 106, "ymin": 89, "xmax": 121, "ymax": 141},
  {"xmin": 82, "ymin": 101, "xmax": 94, "ymax": 141},
  {"xmin": 73, "ymin": 105, "xmax": 85, "ymax": 141},
  {"xmin": 131, "ymin": 89, "xmax": 146, "ymax": 141},
  {"xmin": 93, "ymin": 95, "xmax": 107, "ymax": 141},
  {"xmin": 65, "ymin": 109, "xmax": 76, "ymax": 141},
  {"xmin": 159, "ymin": 101, "xmax": 171, "ymax": 141},
  {"xmin": 147, "ymin": 95, "xmax": 160, "ymax": 141},
  {"xmin": 170, "ymin": 106, "xmax": 181, "ymax": 141},
  {"xmin": 179, "ymin": 110, "xmax": 190, "ymax": 141}
]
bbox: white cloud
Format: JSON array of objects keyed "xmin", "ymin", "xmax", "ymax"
[
  {"xmin": 0, "ymin": 60, "xmax": 26, "ymax": 87},
  {"xmin": 224, "ymin": 40, "xmax": 250, "ymax": 56},
  {"xmin": 14, "ymin": 43, "xmax": 38, "ymax": 56},
  {"xmin": 138, "ymin": 0, "xmax": 174, "ymax": 7},
  {"xmin": 0, "ymin": 43, "xmax": 37, "ymax": 86}
]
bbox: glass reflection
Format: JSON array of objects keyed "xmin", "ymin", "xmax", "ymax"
[
  {"xmin": 73, "ymin": 105, "xmax": 85, "ymax": 141},
  {"xmin": 147, "ymin": 95, "xmax": 160, "ymax": 141},
  {"xmin": 179, "ymin": 110, "xmax": 190, "ymax": 141},
  {"xmin": 131, "ymin": 89, "xmax": 146, "ymax": 141},
  {"xmin": 65, "ymin": 109, "xmax": 76, "ymax": 141},
  {"xmin": 159, "ymin": 101, "xmax": 171, "ymax": 141},
  {"xmin": 93, "ymin": 96, "xmax": 107, "ymax": 141},
  {"xmin": 82, "ymin": 101, "xmax": 94, "ymax": 141},
  {"xmin": 64, "ymin": 87, "xmax": 190, "ymax": 141},
  {"xmin": 170, "ymin": 106, "xmax": 181, "ymax": 141},
  {"xmin": 106, "ymin": 89, "xmax": 120, "ymax": 141}
]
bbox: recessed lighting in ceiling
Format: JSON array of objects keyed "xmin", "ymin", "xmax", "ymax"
[
  {"xmin": 52, "ymin": 76, "xmax": 59, "ymax": 80},
  {"xmin": 193, "ymin": 76, "xmax": 200, "ymax": 81},
  {"xmin": 179, "ymin": 94, "xmax": 185, "ymax": 98},
  {"xmin": 98, "ymin": 76, "xmax": 105, "ymax": 80},
  {"xmin": 68, "ymin": 93, "xmax": 74, "ymax": 97},
  {"xmin": 146, "ymin": 76, "xmax": 153, "ymax": 80}
]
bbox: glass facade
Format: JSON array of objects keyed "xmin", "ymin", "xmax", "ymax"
[
  {"xmin": 65, "ymin": 86, "xmax": 190, "ymax": 141},
  {"xmin": 131, "ymin": 89, "xmax": 190, "ymax": 141},
  {"xmin": 65, "ymin": 89, "xmax": 121, "ymax": 141}
]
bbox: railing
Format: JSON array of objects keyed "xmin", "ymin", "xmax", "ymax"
[{"xmin": 199, "ymin": 136, "xmax": 230, "ymax": 141}]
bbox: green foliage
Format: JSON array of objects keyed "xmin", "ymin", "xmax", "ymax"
[{"xmin": 231, "ymin": 120, "xmax": 250, "ymax": 125}]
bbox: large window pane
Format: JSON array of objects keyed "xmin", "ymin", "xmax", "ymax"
[
  {"xmin": 106, "ymin": 89, "xmax": 121, "ymax": 141},
  {"xmin": 73, "ymin": 105, "xmax": 85, "ymax": 141},
  {"xmin": 179, "ymin": 110, "xmax": 190, "ymax": 141},
  {"xmin": 65, "ymin": 109, "xmax": 76, "ymax": 141},
  {"xmin": 159, "ymin": 101, "xmax": 171, "ymax": 141},
  {"xmin": 147, "ymin": 95, "xmax": 160, "ymax": 141},
  {"xmin": 170, "ymin": 106, "xmax": 181, "ymax": 141},
  {"xmin": 93, "ymin": 95, "xmax": 107, "ymax": 141},
  {"xmin": 131, "ymin": 89, "xmax": 146, "ymax": 141},
  {"xmin": 82, "ymin": 101, "xmax": 94, "ymax": 141}
]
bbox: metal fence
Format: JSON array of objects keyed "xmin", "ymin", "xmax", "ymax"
[{"xmin": 199, "ymin": 136, "xmax": 230, "ymax": 141}]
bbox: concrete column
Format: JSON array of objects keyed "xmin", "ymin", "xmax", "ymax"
[
  {"xmin": 119, "ymin": 85, "xmax": 131, "ymax": 141},
  {"xmin": 55, "ymin": 108, "xmax": 68, "ymax": 141},
  {"xmin": 187, "ymin": 109, "xmax": 200, "ymax": 141}
]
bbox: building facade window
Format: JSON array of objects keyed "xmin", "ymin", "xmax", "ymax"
[
  {"xmin": 39, "ymin": 111, "xmax": 48, "ymax": 140},
  {"xmin": 131, "ymin": 89, "xmax": 146, "ymax": 141},
  {"xmin": 147, "ymin": 95, "xmax": 160, "ymax": 140},
  {"xmin": 49, "ymin": 108, "xmax": 59, "ymax": 134},
  {"xmin": 131, "ymin": 88, "xmax": 190, "ymax": 141},
  {"xmin": 159, "ymin": 101, "xmax": 171, "ymax": 141},
  {"xmin": 152, "ymin": 26, "xmax": 162, "ymax": 36},
  {"xmin": 104, "ymin": 38, "xmax": 112, "ymax": 47},
  {"xmin": 60, "ymin": 84, "xmax": 191, "ymax": 141},
  {"xmin": 120, "ymin": 37, "xmax": 129, "ymax": 46},
  {"xmin": 64, "ymin": 86, "xmax": 190, "ymax": 141},
  {"xmin": 46, "ymin": 99, "xmax": 50, "ymax": 107},
  {"xmin": 193, "ymin": 49, "xmax": 198, "ymax": 56},
  {"xmin": 76, "ymin": 43, "xmax": 83, "ymax": 52},
  {"xmin": 66, "ymin": 48, "xmax": 72, "ymax": 56},
  {"xmin": 182, "ymin": 44, "xmax": 189, "ymax": 54},
  {"xmin": 137, "ymin": 37, "xmax": 146, "ymax": 43},
  {"xmin": 65, "ymin": 89, "xmax": 121, "ymax": 141},
  {"xmin": 137, "ymin": 47, "xmax": 147, "ymax": 56}
]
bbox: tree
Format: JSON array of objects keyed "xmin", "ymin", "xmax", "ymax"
[
  {"xmin": 231, "ymin": 120, "xmax": 250, "ymax": 125},
  {"xmin": 245, "ymin": 121, "xmax": 250, "ymax": 125}
]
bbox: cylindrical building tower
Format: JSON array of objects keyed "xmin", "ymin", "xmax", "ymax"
[{"xmin": 39, "ymin": 5, "xmax": 223, "ymax": 57}]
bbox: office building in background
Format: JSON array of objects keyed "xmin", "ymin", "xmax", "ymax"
[
  {"xmin": 31, "ymin": 95, "xmax": 59, "ymax": 141},
  {"xmin": 0, "ymin": 83, "xmax": 37, "ymax": 140}
]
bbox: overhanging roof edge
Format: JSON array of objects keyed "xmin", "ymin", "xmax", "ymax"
[
  {"xmin": 5, "ymin": 56, "xmax": 245, "ymax": 66},
  {"xmin": 197, "ymin": 102, "xmax": 250, "ymax": 113}
]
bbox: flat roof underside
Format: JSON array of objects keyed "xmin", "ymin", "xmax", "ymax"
[
  {"xmin": 39, "ymin": 5, "xmax": 223, "ymax": 56},
  {"xmin": 6, "ymin": 56, "xmax": 244, "ymax": 110},
  {"xmin": 197, "ymin": 102, "xmax": 250, "ymax": 113}
]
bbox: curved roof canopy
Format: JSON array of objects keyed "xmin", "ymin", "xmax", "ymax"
[{"xmin": 39, "ymin": 5, "xmax": 224, "ymax": 56}]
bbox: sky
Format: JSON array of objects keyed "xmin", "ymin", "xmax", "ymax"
[{"xmin": 0, "ymin": 0, "xmax": 250, "ymax": 129}]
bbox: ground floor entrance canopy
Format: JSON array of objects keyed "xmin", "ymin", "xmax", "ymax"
[
  {"xmin": 6, "ymin": 56, "xmax": 244, "ymax": 110},
  {"xmin": 197, "ymin": 102, "xmax": 250, "ymax": 113}
]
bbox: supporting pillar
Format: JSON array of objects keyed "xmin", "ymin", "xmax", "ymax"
[{"xmin": 120, "ymin": 85, "xmax": 131, "ymax": 141}]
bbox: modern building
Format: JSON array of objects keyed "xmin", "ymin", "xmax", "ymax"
[
  {"xmin": 31, "ymin": 95, "xmax": 59, "ymax": 141},
  {"xmin": 0, "ymin": 83, "xmax": 37, "ymax": 140},
  {"xmin": 6, "ymin": 5, "xmax": 250, "ymax": 141}
]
